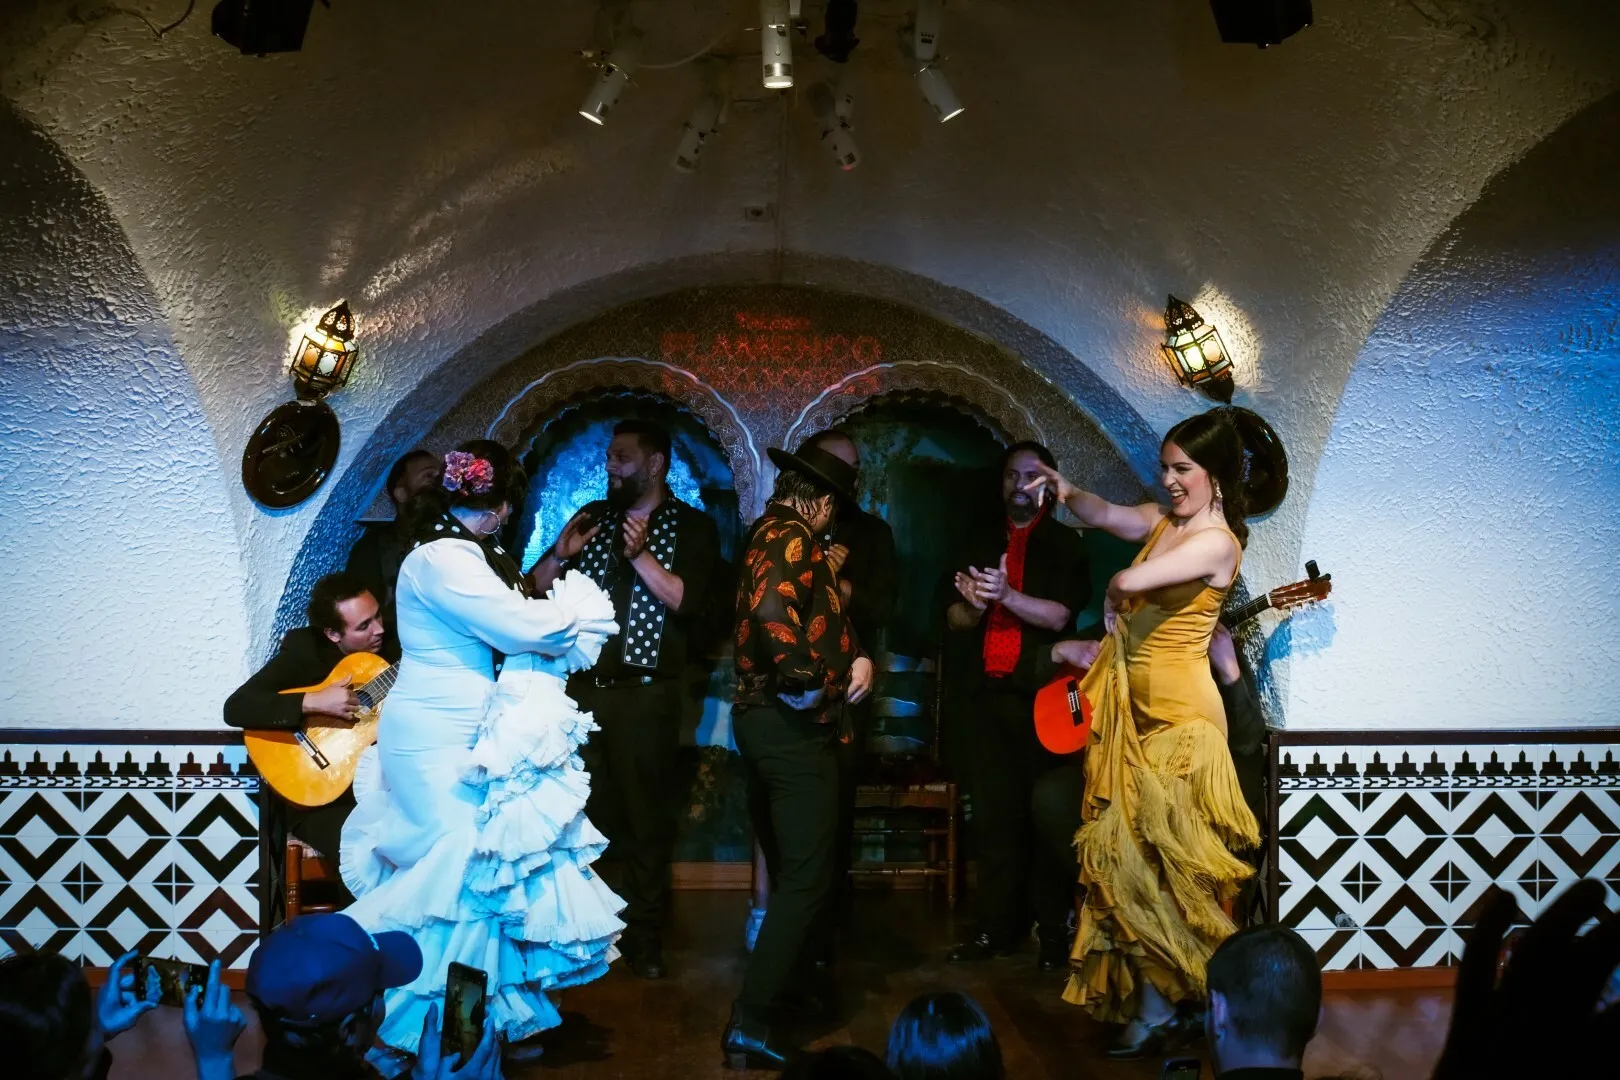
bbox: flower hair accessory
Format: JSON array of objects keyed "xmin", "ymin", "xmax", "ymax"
[{"xmin": 442, "ymin": 451, "xmax": 495, "ymax": 495}]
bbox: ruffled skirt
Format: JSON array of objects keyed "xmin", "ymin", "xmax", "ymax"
[
  {"xmin": 1062, "ymin": 634, "xmax": 1259, "ymax": 1020},
  {"xmin": 341, "ymin": 663, "xmax": 625, "ymax": 1056}
]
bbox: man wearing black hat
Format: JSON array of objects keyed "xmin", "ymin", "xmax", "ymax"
[{"xmin": 721, "ymin": 443, "xmax": 875, "ymax": 1070}]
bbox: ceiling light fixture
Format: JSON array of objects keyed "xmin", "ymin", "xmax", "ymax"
[
  {"xmin": 579, "ymin": 28, "xmax": 642, "ymax": 125},
  {"xmin": 912, "ymin": 0, "xmax": 943, "ymax": 62},
  {"xmin": 761, "ymin": 0, "xmax": 794, "ymax": 89},
  {"xmin": 914, "ymin": 64, "xmax": 964, "ymax": 122},
  {"xmin": 808, "ymin": 82, "xmax": 860, "ymax": 171},
  {"xmin": 674, "ymin": 93, "xmax": 726, "ymax": 172}
]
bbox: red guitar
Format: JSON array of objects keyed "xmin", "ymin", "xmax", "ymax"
[{"xmin": 1033, "ymin": 562, "xmax": 1333, "ymax": 755}]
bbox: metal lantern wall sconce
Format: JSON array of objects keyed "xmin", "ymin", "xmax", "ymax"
[
  {"xmin": 1162, "ymin": 295, "xmax": 1235, "ymax": 403},
  {"xmin": 289, "ymin": 300, "xmax": 358, "ymax": 399},
  {"xmin": 242, "ymin": 300, "xmax": 356, "ymax": 509}
]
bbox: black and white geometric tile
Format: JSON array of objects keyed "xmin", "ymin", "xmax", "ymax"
[
  {"xmin": 0, "ymin": 742, "xmax": 260, "ymax": 970},
  {"xmin": 1277, "ymin": 741, "xmax": 1620, "ymax": 971}
]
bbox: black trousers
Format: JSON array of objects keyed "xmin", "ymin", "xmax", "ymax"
[
  {"xmin": 575, "ymin": 678, "xmax": 683, "ymax": 945},
  {"xmin": 734, "ymin": 701, "xmax": 841, "ymax": 1018},
  {"xmin": 1030, "ymin": 763, "xmax": 1086, "ymax": 916},
  {"xmin": 968, "ymin": 685, "xmax": 1076, "ymax": 946},
  {"xmin": 814, "ymin": 697, "xmax": 868, "ymax": 957}
]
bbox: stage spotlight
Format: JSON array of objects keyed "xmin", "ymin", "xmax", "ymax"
[
  {"xmin": 761, "ymin": 0, "xmax": 794, "ymax": 89},
  {"xmin": 808, "ymin": 82, "xmax": 860, "ymax": 171},
  {"xmin": 913, "ymin": 0, "xmax": 943, "ymax": 63},
  {"xmin": 211, "ymin": 0, "xmax": 315, "ymax": 55},
  {"xmin": 1209, "ymin": 0, "xmax": 1312, "ymax": 47},
  {"xmin": 815, "ymin": 0, "xmax": 859, "ymax": 63},
  {"xmin": 579, "ymin": 29, "xmax": 642, "ymax": 125},
  {"xmin": 673, "ymin": 94, "xmax": 725, "ymax": 172},
  {"xmin": 914, "ymin": 64, "xmax": 963, "ymax": 122}
]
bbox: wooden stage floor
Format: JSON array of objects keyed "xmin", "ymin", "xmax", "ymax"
[{"xmin": 107, "ymin": 892, "xmax": 1450, "ymax": 1080}]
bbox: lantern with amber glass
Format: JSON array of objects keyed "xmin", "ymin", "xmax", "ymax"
[
  {"xmin": 289, "ymin": 301, "xmax": 358, "ymax": 398},
  {"xmin": 1161, "ymin": 295, "xmax": 1234, "ymax": 402}
]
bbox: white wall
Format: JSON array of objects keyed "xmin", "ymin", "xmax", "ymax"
[
  {"xmin": 0, "ymin": 1, "xmax": 1617, "ymax": 728},
  {"xmin": 1290, "ymin": 94, "xmax": 1620, "ymax": 728},
  {"xmin": 0, "ymin": 104, "xmax": 249, "ymax": 729}
]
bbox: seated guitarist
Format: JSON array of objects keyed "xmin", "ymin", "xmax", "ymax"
[{"xmin": 224, "ymin": 571, "xmax": 385, "ymax": 892}]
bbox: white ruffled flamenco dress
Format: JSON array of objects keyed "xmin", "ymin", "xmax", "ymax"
[{"xmin": 339, "ymin": 537, "xmax": 625, "ymax": 1061}]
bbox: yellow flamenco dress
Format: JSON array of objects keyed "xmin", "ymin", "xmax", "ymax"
[{"xmin": 1063, "ymin": 517, "xmax": 1261, "ymax": 1020}]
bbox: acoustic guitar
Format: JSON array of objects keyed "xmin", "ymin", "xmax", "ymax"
[
  {"xmin": 244, "ymin": 653, "xmax": 398, "ymax": 808},
  {"xmin": 1033, "ymin": 561, "xmax": 1333, "ymax": 755}
]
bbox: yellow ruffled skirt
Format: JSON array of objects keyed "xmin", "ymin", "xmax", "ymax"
[{"xmin": 1062, "ymin": 631, "xmax": 1260, "ymax": 1021}]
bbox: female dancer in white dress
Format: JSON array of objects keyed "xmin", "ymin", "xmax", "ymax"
[{"xmin": 341, "ymin": 440, "xmax": 625, "ymax": 1063}]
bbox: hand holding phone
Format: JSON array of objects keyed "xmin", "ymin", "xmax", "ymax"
[
  {"xmin": 1161, "ymin": 1057, "xmax": 1201, "ymax": 1080},
  {"xmin": 442, "ymin": 962, "xmax": 489, "ymax": 1064},
  {"xmin": 134, "ymin": 955, "xmax": 210, "ymax": 1008}
]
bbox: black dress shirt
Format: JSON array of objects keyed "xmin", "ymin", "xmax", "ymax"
[
  {"xmin": 952, "ymin": 513, "xmax": 1091, "ymax": 696},
  {"xmin": 223, "ymin": 627, "xmax": 344, "ymax": 731},
  {"xmin": 565, "ymin": 496, "xmax": 721, "ymax": 680},
  {"xmin": 826, "ymin": 504, "xmax": 898, "ymax": 654}
]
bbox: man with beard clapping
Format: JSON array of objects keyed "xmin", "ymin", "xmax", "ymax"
[{"xmin": 530, "ymin": 420, "xmax": 720, "ymax": 980}]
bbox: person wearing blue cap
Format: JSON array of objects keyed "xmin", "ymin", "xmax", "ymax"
[{"xmin": 208, "ymin": 912, "xmax": 500, "ymax": 1080}]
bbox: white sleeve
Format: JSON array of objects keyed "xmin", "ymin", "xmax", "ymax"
[{"xmin": 402, "ymin": 540, "xmax": 579, "ymax": 656}]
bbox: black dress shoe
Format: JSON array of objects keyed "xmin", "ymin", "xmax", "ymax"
[
  {"xmin": 947, "ymin": 932, "xmax": 1014, "ymax": 963},
  {"xmin": 721, "ymin": 1009, "xmax": 790, "ymax": 1071},
  {"xmin": 1103, "ymin": 1017, "xmax": 1176, "ymax": 1060},
  {"xmin": 627, "ymin": 942, "xmax": 666, "ymax": 980},
  {"xmin": 1036, "ymin": 934, "xmax": 1071, "ymax": 972}
]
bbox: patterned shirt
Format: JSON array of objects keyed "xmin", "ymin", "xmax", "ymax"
[{"xmin": 733, "ymin": 503, "xmax": 863, "ymax": 719}]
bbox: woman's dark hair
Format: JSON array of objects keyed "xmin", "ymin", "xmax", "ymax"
[
  {"xmin": 306, "ymin": 571, "xmax": 373, "ymax": 634},
  {"xmin": 0, "ymin": 952, "xmax": 95, "ymax": 1080},
  {"xmin": 1163, "ymin": 409, "xmax": 1249, "ymax": 547},
  {"xmin": 403, "ymin": 439, "xmax": 527, "ymax": 534},
  {"xmin": 783, "ymin": 1045, "xmax": 895, "ymax": 1080},
  {"xmin": 886, "ymin": 991, "xmax": 1004, "ymax": 1080}
]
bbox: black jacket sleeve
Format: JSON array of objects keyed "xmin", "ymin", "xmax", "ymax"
[
  {"xmin": 846, "ymin": 515, "xmax": 898, "ymax": 634},
  {"xmin": 1220, "ymin": 662, "xmax": 1267, "ymax": 819},
  {"xmin": 669, "ymin": 507, "xmax": 721, "ymax": 619},
  {"xmin": 223, "ymin": 630, "xmax": 325, "ymax": 731}
]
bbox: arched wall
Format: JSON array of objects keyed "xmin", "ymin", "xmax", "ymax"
[
  {"xmin": 2, "ymin": 2, "xmax": 1617, "ymax": 729},
  {"xmin": 1291, "ymin": 92, "xmax": 1620, "ymax": 729},
  {"xmin": 278, "ymin": 281, "xmax": 1154, "ymax": 636},
  {"xmin": 0, "ymin": 102, "xmax": 250, "ymax": 729}
]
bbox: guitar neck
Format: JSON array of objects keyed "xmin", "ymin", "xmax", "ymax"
[
  {"xmin": 1223, "ymin": 593, "xmax": 1272, "ymax": 628},
  {"xmin": 354, "ymin": 664, "xmax": 400, "ymax": 710}
]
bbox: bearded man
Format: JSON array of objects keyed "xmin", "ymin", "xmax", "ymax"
[{"xmin": 530, "ymin": 419, "xmax": 720, "ymax": 980}]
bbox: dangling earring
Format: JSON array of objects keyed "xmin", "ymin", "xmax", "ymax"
[{"xmin": 1213, "ymin": 483, "xmax": 1224, "ymax": 508}]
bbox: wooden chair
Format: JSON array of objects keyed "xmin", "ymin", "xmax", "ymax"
[
  {"xmin": 284, "ymin": 837, "xmax": 340, "ymax": 920},
  {"xmin": 847, "ymin": 650, "xmax": 960, "ymax": 908}
]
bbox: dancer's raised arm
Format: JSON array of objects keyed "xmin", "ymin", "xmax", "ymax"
[{"xmin": 1025, "ymin": 463, "xmax": 1163, "ymax": 542}]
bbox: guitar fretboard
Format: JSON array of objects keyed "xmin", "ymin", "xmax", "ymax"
[
  {"xmin": 1223, "ymin": 592, "xmax": 1273, "ymax": 628},
  {"xmin": 354, "ymin": 664, "xmax": 399, "ymax": 711}
]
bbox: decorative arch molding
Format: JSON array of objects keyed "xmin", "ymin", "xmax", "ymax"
[
  {"xmin": 784, "ymin": 361, "xmax": 1043, "ymax": 454},
  {"xmin": 489, "ymin": 357, "xmax": 761, "ymax": 516}
]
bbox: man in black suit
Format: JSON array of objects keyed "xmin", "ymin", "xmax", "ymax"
[
  {"xmin": 224, "ymin": 571, "xmax": 387, "ymax": 881},
  {"xmin": 343, "ymin": 450, "xmax": 441, "ymax": 662}
]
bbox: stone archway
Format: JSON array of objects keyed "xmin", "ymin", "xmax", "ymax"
[
  {"xmin": 489, "ymin": 357, "xmax": 761, "ymax": 520},
  {"xmin": 784, "ymin": 361, "xmax": 1043, "ymax": 452}
]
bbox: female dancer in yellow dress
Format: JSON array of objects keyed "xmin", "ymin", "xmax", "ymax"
[{"xmin": 1030, "ymin": 410, "xmax": 1260, "ymax": 1058}]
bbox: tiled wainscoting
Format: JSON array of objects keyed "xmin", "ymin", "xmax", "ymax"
[
  {"xmin": 0, "ymin": 733, "xmax": 261, "ymax": 970},
  {"xmin": 1268, "ymin": 730, "xmax": 1620, "ymax": 972}
]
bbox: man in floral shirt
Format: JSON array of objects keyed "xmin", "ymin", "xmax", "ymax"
[{"xmin": 722, "ymin": 444, "xmax": 874, "ymax": 1070}]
